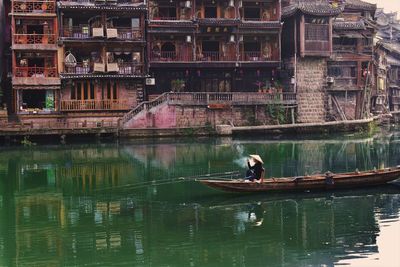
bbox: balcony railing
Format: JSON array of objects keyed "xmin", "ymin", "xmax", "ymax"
[
  {"xmin": 149, "ymin": 50, "xmax": 280, "ymax": 62},
  {"xmin": 197, "ymin": 52, "xmax": 220, "ymax": 61},
  {"xmin": 115, "ymin": 27, "xmax": 142, "ymax": 40},
  {"xmin": 150, "ymin": 51, "xmax": 194, "ymax": 62},
  {"xmin": 60, "ymin": 99, "xmax": 130, "ymax": 111},
  {"xmin": 391, "ymin": 96, "xmax": 400, "ymax": 105},
  {"xmin": 329, "ymin": 77, "xmax": 358, "ymax": 88},
  {"xmin": 63, "ymin": 26, "xmax": 142, "ymax": 40},
  {"xmin": 12, "ymin": 0, "xmax": 56, "ymax": 14},
  {"xmin": 333, "ymin": 45, "xmax": 356, "ymax": 52},
  {"xmin": 14, "ymin": 34, "xmax": 56, "ymax": 45},
  {"xmin": 115, "ymin": 63, "xmax": 144, "ymax": 75},
  {"xmin": 63, "ymin": 62, "xmax": 144, "ymax": 75},
  {"xmin": 59, "ymin": 0, "xmax": 142, "ymax": 4},
  {"xmin": 168, "ymin": 92, "xmax": 297, "ymax": 105},
  {"xmin": 15, "ymin": 66, "xmax": 57, "ymax": 78}
]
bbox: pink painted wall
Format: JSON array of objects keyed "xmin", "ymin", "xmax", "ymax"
[
  {"xmin": 123, "ymin": 104, "xmax": 279, "ymax": 129},
  {"xmin": 126, "ymin": 103, "xmax": 177, "ymax": 128}
]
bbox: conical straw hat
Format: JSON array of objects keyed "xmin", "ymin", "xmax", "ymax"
[{"xmin": 249, "ymin": 154, "xmax": 263, "ymax": 164}]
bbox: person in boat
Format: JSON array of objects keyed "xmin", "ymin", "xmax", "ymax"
[{"xmin": 245, "ymin": 154, "xmax": 264, "ymax": 182}]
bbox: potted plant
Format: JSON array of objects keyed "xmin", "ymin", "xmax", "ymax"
[{"xmin": 171, "ymin": 79, "xmax": 185, "ymax": 92}]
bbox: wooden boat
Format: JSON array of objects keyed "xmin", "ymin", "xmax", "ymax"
[{"xmin": 199, "ymin": 167, "xmax": 400, "ymax": 193}]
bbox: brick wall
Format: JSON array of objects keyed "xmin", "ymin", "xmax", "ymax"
[{"xmin": 296, "ymin": 58, "xmax": 327, "ymax": 123}]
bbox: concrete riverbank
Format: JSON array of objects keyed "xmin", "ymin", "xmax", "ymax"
[{"xmin": 0, "ymin": 114, "xmax": 392, "ymax": 144}]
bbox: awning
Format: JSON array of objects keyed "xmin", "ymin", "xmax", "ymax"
[
  {"xmin": 387, "ymin": 55, "xmax": 400, "ymax": 66},
  {"xmin": 333, "ymin": 32, "xmax": 364, "ymax": 38}
]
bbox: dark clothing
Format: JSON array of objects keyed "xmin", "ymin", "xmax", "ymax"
[{"xmin": 246, "ymin": 161, "xmax": 263, "ymax": 181}]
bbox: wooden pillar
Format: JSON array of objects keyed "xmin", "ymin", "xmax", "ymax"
[
  {"xmin": 299, "ymin": 14, "xmax": 305, "ymax": 57},
  {"xmin": 328, "ymin": 17, "xmax": 332, "ymax": 55},
  {"xmin": 357, "ymin": 60, "xmax": 362, "ymax": 87}
]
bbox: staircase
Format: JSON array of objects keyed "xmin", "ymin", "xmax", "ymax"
[
  {"xmin": 331, "ymin": 95, "xmax": 347, "ymax": 121},
  {"xmin": 120, "ymin": 93, "xmax": 169, "ymax": 127}
]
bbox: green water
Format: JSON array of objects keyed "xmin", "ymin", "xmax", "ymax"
[{"xmin": 0, "ymin": 130, "xmax": 400, "ymax": 266}]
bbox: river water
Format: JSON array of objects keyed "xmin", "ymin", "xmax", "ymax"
[{"xmin": 0, "ymin": 128, "xmax": 399, "ymax": 266}]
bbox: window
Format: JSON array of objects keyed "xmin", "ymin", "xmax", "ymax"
[
  {"xmin": 71, "ymin": 81, "xmax": 95, "ymax": 100},
  {"xmin": 106, "ymin": 81, "xmax": 118, "ymax": 100}
]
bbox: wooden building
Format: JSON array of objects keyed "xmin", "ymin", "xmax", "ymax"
[
  {"xmin": 281, "ymin": 0, "xmax": 343, "ymax": 123},
  {"xmin": 281, "ymin": 0, "xmax": 376, "ymax": 122},
  {"xmin": 147, "ymin": 0, "xmax": 282, "ymax": 96},
  {"xmin": 378, "ymin": 42, "xmax": 400, "ymax": 111},
  {"xmin": 58, "ymin": 0, "xmax": 147, "ymax": 115},
  {"xmin": 329, "ymin": 0, "xmax": 377, "ymax": 119},
  {"xmin": 10, "ymin": 0, "xmax": 60, "ymax": 114}
]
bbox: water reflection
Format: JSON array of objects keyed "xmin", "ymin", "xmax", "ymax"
[{"xmin": 0, "ymin": 131, "xmax": 399, "ymax": 266}]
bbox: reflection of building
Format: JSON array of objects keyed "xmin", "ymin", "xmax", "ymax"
[{"xmin": 15, "ymin": 193, "xmax": 64, "ymax": 266}]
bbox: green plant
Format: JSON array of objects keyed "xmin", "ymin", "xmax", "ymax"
[
  {"xmin": 171, "ymin": 79, "xmax": 185, "ymax": 92},
  {"xmin": 265, "ymin": 103, "xmax": 287, "ymax": 124},
  {"xmin": 183, "ymin": 127, "xmax": 195, "ymax": 136},
  {"xmin": 21, "ymin": 136, "xmax": 36, "ymax": 147},
  {"xmin": 45, "ymin": 96, "xmax": 54, "ymax": 109}
]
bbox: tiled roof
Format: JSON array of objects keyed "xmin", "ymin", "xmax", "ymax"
[
  {"xmin": 387, "ymin": 55, "xmax": 400, "ymax": 66},
  {"xmin": 333, "ymin": 20, "xmax": 366, "ymax": 30},
  {"xmin": 345, "ymin": 0, "xmax": 376, "ymax": 11},
  {"xmin": 239, "ymin": 21, "xmax": 282, "ymax": 28},
  {"xmin": 282, "ymin": 1, "xmax": 344, "ymax": 18},
  {"xmin": 381, "ymin": 42, "xmax": 400, "ymax": 55}
]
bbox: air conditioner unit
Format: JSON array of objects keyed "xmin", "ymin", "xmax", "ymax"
[
  {"xmin": 184, "ymin": 0, "xmax": 191, "ymax": 8},
  {"xmin": 146, "ymin": 78, "xmax": 156, "ymax": 85},
  {"xmin": 228, "ymin": 0, "xmax": 234, "ymax": 7},
  {"xmin": 229, "ymin": 35, "xmax": 235, "ymax": 43},
  {"xmin": 238, "ymin": 35, "xmax": 243, "ymax": 42},
  {"xmin": 326, "ymin": 76, "xmax": 334, "ymax": 84},
  {"xmin": 186, "ymin": 35, "xmax": 192, "ymax": 43}
]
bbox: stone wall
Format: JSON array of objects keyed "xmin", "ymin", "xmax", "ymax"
[
  {"xmin": 296, "ymin": 58, "xmax": 327, "ymax": 123},
  {"xmin": 124, "ymin": 104, "xmax": 290, "ymax": 128}
]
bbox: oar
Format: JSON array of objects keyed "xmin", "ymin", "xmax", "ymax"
[{"xmin": 96, "ymin": 171, "xmax": 242, "ymax": 191}]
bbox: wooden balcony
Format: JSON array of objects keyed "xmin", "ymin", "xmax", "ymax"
[
  {"xmin": 150, "ymin": 51, "xmax": 193, "ymax": 62},
  {"xmin": 391, "ymin": 96, "xmax": 400, "ymax": 105},
  {"xmin": 333, "ymin": 45, "xmax": 356, "ymax": 53},
  {"xmin": 63, "ymin": 62, "xmax": 144, "ymax": 76},
  {"xmin": 14, "ymin": 34, "xmax": 56, "ymax": 45},
  {"xmin": 15, "ymin": 66, "xmax": 57, "ymax": 78},
  {"xmin": 62, "ymin": 26, "xmax": 142, "ymax": 40},
  {"xmin": 58, "ymin": 0, "xmax": 143, "ymax": 5},
  {"xmin": 303, "ymin": 23, "xmax": 330, "ymax": 56},
  {"xmin": 239, "ymin": 51, "xmax": 278, "ymax": 62},
  {"xmin": 12, "ymin": 0, "xmax": 56, "ymax": 14},
  {"xmin": 60, "ymin": 99, "xmax": 130, "ymax": 111},
  {"xmin": 196, "ymin": 52, "xmax": 238, "ymax": 61}
]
